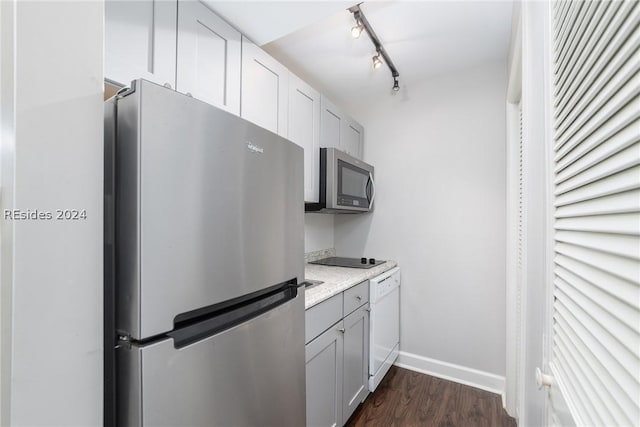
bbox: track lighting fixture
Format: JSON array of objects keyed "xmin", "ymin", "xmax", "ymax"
[
  {"xmin": 349, "ymin": 5, "xmax": 400, "ymax": 94},
  {"xmin": 351, "ymin": 21, "xmax": 363, "ymax": 38},
  {"xmin": 372, "ymin": 53, "xmax": 383, "ymax": 69}
]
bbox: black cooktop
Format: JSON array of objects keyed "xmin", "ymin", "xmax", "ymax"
[{"xmin": 309, "ymin": 257, "xmax": 385, "ymax": 269}]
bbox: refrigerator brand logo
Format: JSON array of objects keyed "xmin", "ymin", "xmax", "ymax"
[{"xmin": 246, "ymin": 142, "xmax": 264, "ymax": 154}]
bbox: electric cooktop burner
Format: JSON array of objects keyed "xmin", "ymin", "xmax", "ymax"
[{"xmin": 309, "ymin": 257, "xmax": 385, "ymax": 269}]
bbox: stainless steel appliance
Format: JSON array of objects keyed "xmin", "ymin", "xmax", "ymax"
[
  {"xmin": 369, "ymin": 267, "xmax": 400, "ymax": 391},
  {"xmin": 305, "ymin": 148, "xmax": 375, "ymax": 213},
  {"xmin": 309, "ymin": 256, "xmax": 385, "ymax": 269},
  {"xmin": 104, "ymin": 79, "xmax": 305, "ymax": 427}
]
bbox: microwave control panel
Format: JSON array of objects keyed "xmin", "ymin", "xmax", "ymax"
[{"xmin": 339, "ymin": 197, "xmax": 361, "ymax": 206}]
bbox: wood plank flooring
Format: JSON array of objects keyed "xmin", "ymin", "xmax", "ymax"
[{"xmin": 345, "ymin": 366, "xmax": 517, "ymax": 427}]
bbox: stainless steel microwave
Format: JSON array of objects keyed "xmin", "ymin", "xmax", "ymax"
[{"xmin": 305, "ymin": 148, "xmax": 375, "ymax": 213}]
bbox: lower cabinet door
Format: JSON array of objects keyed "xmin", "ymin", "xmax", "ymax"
[
  {"xmin": 342, "ymin": 305, "xmax": 370, "ymax": 423},
  {"xmin": 306, "ymin": 322, "xmax": 344, "ymax": 427}
]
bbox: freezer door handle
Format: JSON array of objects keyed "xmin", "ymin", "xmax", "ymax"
[{"xmin": 168, "ymin": 280, "xmax": 298, "ymax": 349}]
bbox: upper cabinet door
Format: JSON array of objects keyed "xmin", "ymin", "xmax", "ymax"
[
  {"xmin": 341, "ymin": 118, "xmax": 364, "ymax": 159},
  {"xmin": 241, "ymin": 37, "xmax": 289, "ymax": 137},
  {"xmin": 320, "ymin": 96, "xmax": 342, "ymax": 149},
  {"xmin": 105, "ymin": 0, "xmax": 177, "ymax": 88},
  {"xmin": 176, "ymin": 1, "xmax": 241, "ymax": 115},
  {"xmin": 321, "ymin": 96, "xmax": 365, "ymax": 160},
  {"xmin": 288, "ymin": 74, "xmax": 321, "ymax": 203}
]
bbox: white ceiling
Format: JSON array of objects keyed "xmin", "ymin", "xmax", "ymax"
[
  {"xmin": 263, "ymin": 1, "xmax": 513, "ymax": 109},
  {"xmin": 203, "ymin": 1, "xmax": 353, "ymax": 45}
]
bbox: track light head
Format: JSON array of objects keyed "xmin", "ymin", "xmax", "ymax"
[
  {"xmin": 349, "ymin": 5, "xmax": 400, "ymax": 96},
  {"xmin": 372, "ymin": 54, "xmax": 383, "ymax": 69},
  {"xmin": 351, "ymin": 22, "xmax": 363, "ymax": 38}
]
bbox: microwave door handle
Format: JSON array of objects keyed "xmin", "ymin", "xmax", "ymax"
[{"xmin": 368, "ymin": 172, "xmax": 376, "ymax": 209}]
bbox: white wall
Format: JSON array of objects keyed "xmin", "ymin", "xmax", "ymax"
[
  {"xmin": 335, "ymin": 61, "xmax": 508, "ymax": 387},
  {"xmin": 0, "ymin": 1, "xmax": 104, "ymax": 425},
  {"xmin": 304, "ymin": 213, "xmax": 334, "ymax": 254}
]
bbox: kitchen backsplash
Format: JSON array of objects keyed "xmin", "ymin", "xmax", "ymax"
[
  {"xmin": 305, "ymin": 248, "xmax": 336, "ymax": 263},
  {"xmin": 304, "ymin": 213, "xmax": 335, "ymax": 253}
]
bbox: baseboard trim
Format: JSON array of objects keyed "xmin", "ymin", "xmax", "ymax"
[{"xmin": 395, "ymin": 351, "xmax": 506, "ymax": 398}]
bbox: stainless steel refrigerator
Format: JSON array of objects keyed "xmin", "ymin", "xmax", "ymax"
[{"xmin": 104, "ymin": 79, "xmax": 305, "ymax": 426}]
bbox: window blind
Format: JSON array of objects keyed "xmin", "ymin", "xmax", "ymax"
[{"xmin": 550, "ymin": 1, "xmax": 640, "ymax": 426}]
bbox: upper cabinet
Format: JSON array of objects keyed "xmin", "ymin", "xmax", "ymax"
[
  {"xmin": 320, "ymin": 97, "xmax": 343, "ymax": 150},
  {"xmin": 176, "ymin": 1, "xmax": 241, "ymax": 115},
  {"xmin": 105, "ymin": 0, "xmax": 365, "ymax": 200},
  {"xmin": 341, "ymin": 118, "xmax": 364, "ymax": 160},
  {"xmin": 320, "ymin": 96, "xmax": 364, "ymax": 160},
  {"xmin": 288, "ymin": 74, "xmax": 321, "ymax": 203},
  {"xmin": 105, "ymin": 0, "xmax": 177, "ymax": 88},
  {"xmin": 241, "ymin": 37, "xmax": 289, "ymax": 137}
]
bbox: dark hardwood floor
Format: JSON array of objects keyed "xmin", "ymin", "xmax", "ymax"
[{"xmin": 346, "ymin": 366, "xmax": 517, "ymax": 427}]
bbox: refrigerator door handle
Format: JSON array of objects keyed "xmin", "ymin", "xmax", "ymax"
[{"xmin": 168, "ymin": 282, "xmax": 298, "ymax": 349}]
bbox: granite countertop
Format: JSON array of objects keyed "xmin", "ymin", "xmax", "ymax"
[{"xmin": 304, "ymin": 260, "xmax": 398, "ymax": 309}]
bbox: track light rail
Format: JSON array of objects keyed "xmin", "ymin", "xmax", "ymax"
[{"xmin": 349, "ymin": 4, "xmax": 400, "ymax": 90}]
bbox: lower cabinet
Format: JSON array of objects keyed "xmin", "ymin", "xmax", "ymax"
[
  {"xmin": 306, "ymin": 282, "xmax": 370, "ymax": 427},
  {"xmin": 306, "ymin": 321, "xmax": 343, "ymax": 427},
  {"xmin": 342, "ymin": 305, "xmax": 369, "ymax": 422}
]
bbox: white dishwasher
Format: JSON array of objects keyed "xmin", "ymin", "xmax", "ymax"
[{"xmin": 368, "ymin": 266, "xmax": 400, "ymax": 391}]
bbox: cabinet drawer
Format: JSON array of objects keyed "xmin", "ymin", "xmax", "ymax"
[
  {"xmin": 343, "ymin": 281, "xmax": 369, "ymax": 316},
  {"xmin": 305, "ymin": 293, "xmax": 343, "ymax": 344}
]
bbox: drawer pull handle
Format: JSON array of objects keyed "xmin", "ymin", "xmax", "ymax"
[
  {"xmin": 338, "ymin": 327, "xmax": 346, "ymax": 333},
  {"xmin": 356, "ymin": 295, "xmax": 362, "ymax": 300}
]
